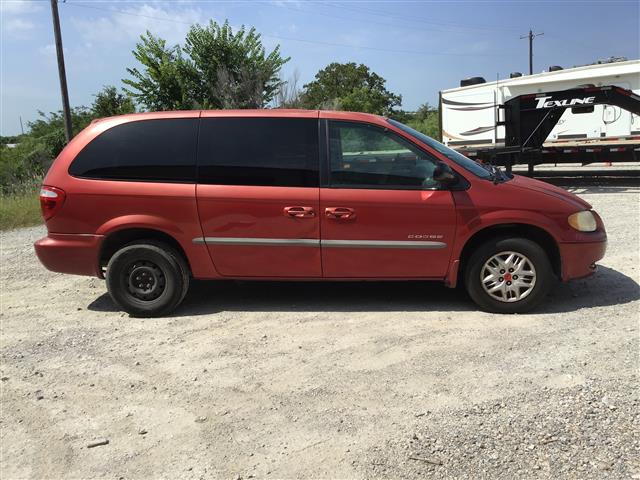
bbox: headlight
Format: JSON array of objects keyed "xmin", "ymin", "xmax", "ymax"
[{"xmin": 568, "ymin": 211, "xmax": 597, "ymax": 232}]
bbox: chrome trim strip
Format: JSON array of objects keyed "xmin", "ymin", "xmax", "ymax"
[
  {"xmin": 194, "ymin": 237, "xmax": 319, "ymax": 247},
  {"xmin": 322, "ymin": 240, "xmax": 447, "ymax": 249},
  {"xmin": 193, "ymin": 237, "xmax": 447, "ymax": 249}
]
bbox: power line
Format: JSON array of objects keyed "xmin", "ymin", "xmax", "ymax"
[
  {"xmin": 273, "ymin": 2, "xmax": 513, "ymax": 36},
  {"xmin": 66, "ymin": 1, "xmax": 194, "ymax": 25},
  {"xmin": 322, "ymin": 2, "xmax": 624, "ymax": 60},
  {"xmin": 321, "ymin": 1, "xmax": 523, "ymax": 33},
  {"xmin": 64, "ymin": 1, "xmax": 516, "ymax": 58}
]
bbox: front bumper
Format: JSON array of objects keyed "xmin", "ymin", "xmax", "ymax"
[
  {"xmin": 559, "ymin": 240, "xmax": 607, "ymax": 281},
  {"xmin": 34, "ymin": 233, "xmax": 104, "ymax": 277}
]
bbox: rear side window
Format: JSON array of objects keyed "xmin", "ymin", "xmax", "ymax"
[
  {"xmin": 197, "ymin": 117, "xmax": 319, "ymax": 187},
  {"xmin": 69, "ymin": 118, "xmax": 198, "ymax": 182}
]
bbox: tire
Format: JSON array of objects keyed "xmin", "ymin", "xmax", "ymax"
[
  {"xmin": 106, "ymin": 240, "xmax": 190, "ymax": 317},
  {"xmin": 464, "ymin": 237, "xmax": 554, "ymax": 314}
]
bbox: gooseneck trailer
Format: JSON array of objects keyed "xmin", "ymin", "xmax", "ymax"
[{"xmin": 439, "ymin": 59, "xmax": 640, "ymax": 172}]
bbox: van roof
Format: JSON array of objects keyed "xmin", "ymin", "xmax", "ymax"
[{"xmin": 92, "ymin": 109, "xmax": 386, "ymax": 124}]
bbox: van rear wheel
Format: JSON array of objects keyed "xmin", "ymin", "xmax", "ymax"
[
  {"xmin": 464, "ymin": 237, "xmax": 554, "ymax": 313},
  {"xmin": 106, "ymin": 240, "xmax": 189, "ymax": 317}
]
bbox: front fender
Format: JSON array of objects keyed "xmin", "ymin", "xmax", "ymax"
[
  {"xmin": 458, "ymin": 209, "xmax": 563, "ymax": 246},
  {"xmin": 444, "ymin": 209, "xmax": 562, "ymax": 288}
]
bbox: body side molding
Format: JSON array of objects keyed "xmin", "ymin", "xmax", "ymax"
[{"xmin": 193, "ymin": 237, "xmax": 447, "ymax": 249}]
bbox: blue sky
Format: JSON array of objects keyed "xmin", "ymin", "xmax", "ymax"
[{"xmin": 1, "ymin": 0, "xmax": 638, "ymax": 135}]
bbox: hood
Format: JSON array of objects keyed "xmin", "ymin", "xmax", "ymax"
[{"xmin": 508, "ymin": 174, "xmax": 592, "ymax": 210}]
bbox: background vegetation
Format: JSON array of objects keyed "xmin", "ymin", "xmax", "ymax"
[
  {"xmin": 0, "ymin": 85, "xmax": 135, "ymax": 230},
  {"xmin": 0, "ymin": 19, "xmax": 440, "ymax": 230}
]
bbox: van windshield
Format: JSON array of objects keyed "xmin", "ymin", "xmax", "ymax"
[{"xmin": 387, "ymin": 119, "xmax": 493, "ymax": 180}]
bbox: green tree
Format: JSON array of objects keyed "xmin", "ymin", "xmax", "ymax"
[
  {"xmin": 0, "ymin": 137, "xmax": 49, "ymax": 192},
  {"xmin": 123, "ymin": 32, "xmax": 192, "ymax": 111},
  {"xmin": 2, "ymin": 85, "xmax": 138, "ymax": 192},
  {"xmin": 1, "ymin": 107, "xmax": 96, "ymax": 191},
  {"xmin": 182, "ymin": 21, "xmax": 289, "ymax": 108},
  {"xmin": 0, "ymin": 135, "xmax": 25, "ymax": 145},
  {"xmin": 301, "ymin": 62, "xmax": 401, "ymax": 115},
  {"xmin": 123, "ymin": 21, "xmax": 289, "ymax": 110},
  {"xmin": 92, "ymin": 85, "xmax": 136, "ymax": 118},
  {"xmin": 274, "ymin": 70, "xmax": 302, "ymax": 109},
  {"xmin": 389, "ymin": 103, "xmax": 440, "ymax": 139},
  {"xmin": 406, "ymin": 102, "xmax": 440, "ymax": 139},
  {"xmin": 386, "ymin": 109, "xmax": 413, "ymax": 124},
  {"xmin": 28, "ymin": 107, "xmax": 96, "ymax": 158}
]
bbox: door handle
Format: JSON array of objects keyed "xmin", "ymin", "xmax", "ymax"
[
  {"xmin": 325, "ymin": 207, "xmax": 356, "ymax": 220},
  {"xmin": 284, "ymin": 206, "xmax": 315, "ymax": 218}
]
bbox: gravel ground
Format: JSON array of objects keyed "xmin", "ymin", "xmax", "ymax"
[{"xmin": 1, "ymin": 184, "xmax": 638, "ymax": 479}]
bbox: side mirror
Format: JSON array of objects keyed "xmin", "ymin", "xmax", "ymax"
[{"xmin": 433, "ymin": 161, "xmax": 458, "ymax": 186}]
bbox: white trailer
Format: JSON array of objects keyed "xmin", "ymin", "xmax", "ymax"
[{"xmin": 440, "ymin": 59, "xmax": 640, "ymax": 150}]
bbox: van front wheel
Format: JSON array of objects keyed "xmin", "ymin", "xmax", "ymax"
[
  {"xmin": 106, "ymin": 241, "xmax": 189, "ymax": 317},
  {"xmin": 464, "ymin": 237, "xmax": 554, "ymax": 313}
]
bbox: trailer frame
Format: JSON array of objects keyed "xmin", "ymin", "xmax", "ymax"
[{"xmin": 452, "ymin": 85, "xmax": 640, "ymax": 173}]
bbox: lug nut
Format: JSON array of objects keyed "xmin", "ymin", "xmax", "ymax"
[
  {"xmin": 499, "ymin": 277, "xmax": 504, "ymax": 282},
  {"xmin": 513, "ymin": 275, "xmax": 518, "ymax": 280},
  {"xmin": 507, "ymin": 281, "xmax": 512, "ymax": 286}
]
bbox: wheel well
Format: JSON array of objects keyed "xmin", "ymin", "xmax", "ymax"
[
  {"xmin": 99, "ymin": 228, "xmax": 191, "ymax": 276},
  {"xmin": 458, "ymin": 224, "xmax": 561, "ymax": 280}
]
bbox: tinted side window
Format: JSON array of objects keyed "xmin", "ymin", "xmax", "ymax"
[
  {"xmin": 329, "ymin": 121, "xmax": 439, "ymax": 189},
  {"xmin": 69, "ymin": 118, "xmax": 198, "ymax": 182},
  {"xmin": 198, "ymin": 118, "xmax": 319, "ymax": 187}
]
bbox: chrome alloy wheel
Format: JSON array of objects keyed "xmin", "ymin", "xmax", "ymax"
[{"xmin": 480, "ymin": 251, "xmax": 536, "ymax": 303}]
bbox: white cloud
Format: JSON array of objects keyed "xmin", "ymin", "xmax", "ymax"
[
  {"xmin": 3, "ymin": 17, "xmax": 33, "ymax": 33},
  {"xmin": 38, "ymin": 43, "xmax": 56, "ymax": 58},
  {"xmin": 71, "ymin": 3, "xmax": 207, "ymax": 45},
  {"xmin": 470, "ymin": 40, "xmax": 490, "ymax": 53},
  {"xmin": 270, "ymin": 0, "xmax": 303, "ymax": 7},
  {"xmin": 0, "ymin": 0, "xmax": 42, "ymax": 16},
  {"xmin": 0, "ymin": 0, "xmax": 41, "ymax": 39}
]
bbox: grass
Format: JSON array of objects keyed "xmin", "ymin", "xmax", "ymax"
[{"xmin": 0, "ymin": 186, "xmax": 42, "ymax": 231}]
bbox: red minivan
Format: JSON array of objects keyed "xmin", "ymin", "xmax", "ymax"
[{"xmin": 35, "ymin": 110, "xmax": 606, "ymax": 316}]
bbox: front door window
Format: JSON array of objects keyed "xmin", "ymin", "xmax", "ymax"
[{"xmin": 329, "ymin": 121, "xmax": 439, "ymax": 189}]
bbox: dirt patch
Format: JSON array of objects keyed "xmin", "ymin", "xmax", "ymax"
[{"xmin": 1, "ymin": 185, "xmax": 638, "ymax": 479}]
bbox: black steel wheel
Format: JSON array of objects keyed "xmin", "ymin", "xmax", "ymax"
[
  {"xmin": 106, "ymin": 240, "xmax": 189, "ymax": 317},
  {"xmin": 125, "ymin": 260, "xmax": 167, "ymax": 301}
]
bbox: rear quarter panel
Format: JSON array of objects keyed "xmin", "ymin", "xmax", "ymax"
[{"xmin": 41, "ymin": 112, "xmax": 218, "ymax": 279}]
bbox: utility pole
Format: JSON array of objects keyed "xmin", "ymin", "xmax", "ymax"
[
  {"xmin": 520, "ymin": 29, "xmax": 544, "ymax": 75},
  {"xmin": 50, "ymin": 0, "xmax": 73, "ymax": 142}
]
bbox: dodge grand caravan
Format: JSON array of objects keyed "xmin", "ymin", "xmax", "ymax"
[{"xmin": 35, "ymin": 110, "xmax": 607, "ymax": 317}]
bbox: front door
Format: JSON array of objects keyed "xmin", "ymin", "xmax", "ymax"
[
  {"xmin": 320, "ymin": 120, "xmax": 457, "ymax": 278},
  {"xmin": 196, "ymin": 114, "xmax": 322, "ymax": 277}
]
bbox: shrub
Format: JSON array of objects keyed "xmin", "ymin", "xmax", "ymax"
[{"xmin": 0, "ymin": 139, "xmax": 49, "ymax": 194}]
